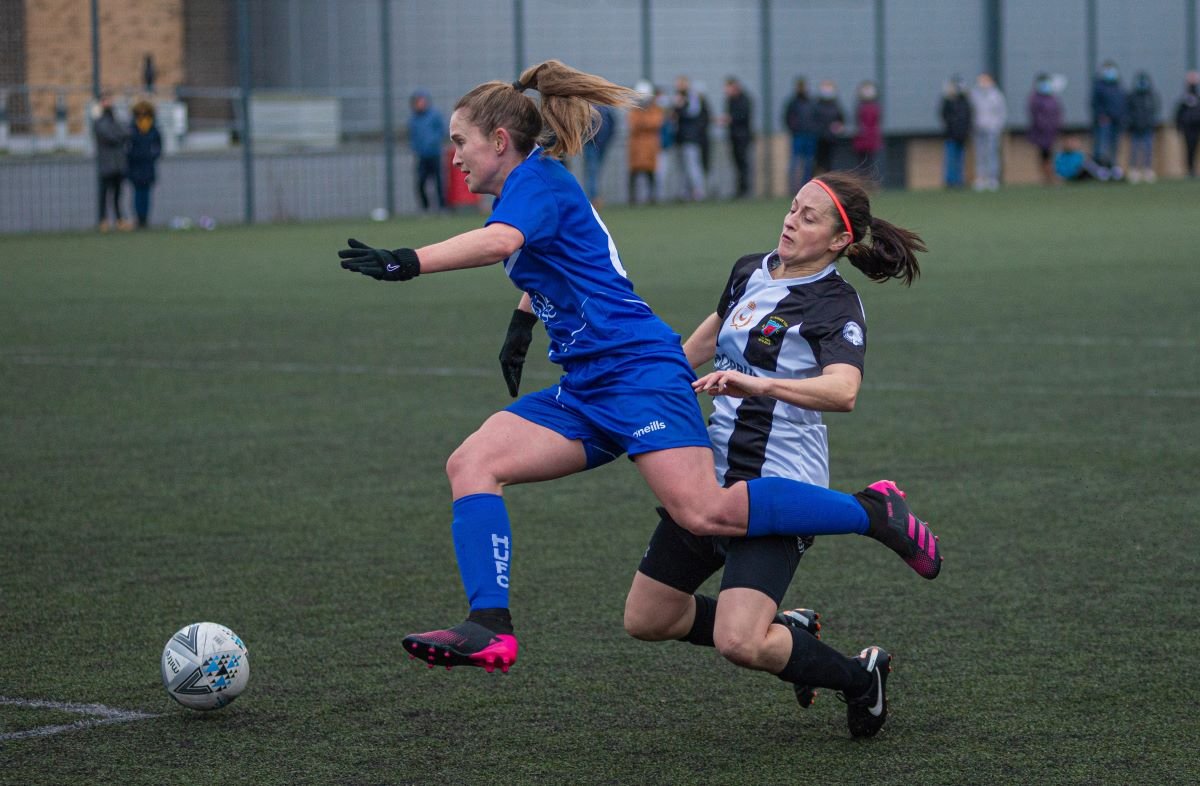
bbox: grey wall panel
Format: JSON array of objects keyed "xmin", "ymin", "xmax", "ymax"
[
  {"xmin": 1003, "ymin": 0, "xmax": 1090, "ymax": 127},
  {"xmin": 524, "ymin": 0, "xmax": 643, "ymax": 90},
  {"xmin": 884, "ymin": 0, "xmax": 987, "ymax": 132},
  {"xmin": 391, "ymin": 1, "xmax": 515, "ymax": 131}
]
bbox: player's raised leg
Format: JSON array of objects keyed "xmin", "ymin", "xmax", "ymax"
[{"xmin": 634, "ymin": 447, "xmax": 942, "ymax": 579}]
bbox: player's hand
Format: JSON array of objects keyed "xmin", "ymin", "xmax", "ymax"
[
  {"xmin": 693, "ymin": 370, "xmax": 768, "ymax": 399},
  {"xmin": 499, "ymin": 309, "xmax": 538, "ymax": 397},
  {"xmin": 338, "ymin": 238, "xmax": 420, "ymax": 281}
]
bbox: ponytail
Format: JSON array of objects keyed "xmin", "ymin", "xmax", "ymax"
[
  {"xmin": 456, "ymin": 60, "xmax": 635, "ymax": 160},
  {"xmin": 845, "ymin": 216, "xmax": 925, "ymax": 286},
  {"xmin": 517, "ymin": 60, "xmax": 636, "ymax": 158},
  {"xmin": 814, "ymin": 171, "xmax": 925, "ymax": 286}
]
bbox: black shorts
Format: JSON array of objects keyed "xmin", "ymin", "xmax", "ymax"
[{"xmin": 637, "ymin": 508, "xmax": 814, "ymax": 605}]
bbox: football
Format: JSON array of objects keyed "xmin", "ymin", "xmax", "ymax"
[{"xmin": 161, "ymin": 622, "xmax": 250, "ymax": 710}]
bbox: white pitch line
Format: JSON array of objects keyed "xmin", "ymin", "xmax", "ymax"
[{"xmin": 0, "ymin": 696, "xmax": 159, "ymax": 741}]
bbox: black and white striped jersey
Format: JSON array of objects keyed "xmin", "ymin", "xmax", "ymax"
[{"xmin": 709, "ymin": 252, "xmax": 867, "ymax": 487}]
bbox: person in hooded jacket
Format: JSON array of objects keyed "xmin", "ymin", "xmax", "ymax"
[
  {"xmin": 92, "ymin": 95, "xmax": 130, "ymax": 232},
  {"xmin": 1176, "ymin": 71, "xmax": 1200, "ymax": 178},
  {"xmin": 127, "ymin": 100, "xmax": 162, "ymax": 228},
  {"xmin": 1027, "ymin": 74, "xmax": 1063, "ymax": 185},
  {"xmin": 940, "ymin": 76, "xmax": 971, "ymax": 188},
  {"xmin": 1125, "ymin": 72, "xmax": 1160, "ymax": 183},
  {"xmin": 1091, "ymin": 61, "xmax": 1126, "ymax": 168},
  {"xmin": 409, "ymin": 89, "xmax": 447, "ymax": 213}
]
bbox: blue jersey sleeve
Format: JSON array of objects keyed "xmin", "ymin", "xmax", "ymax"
[{"xmin": 486, "ymin": 164, "xmax": 560, "ymax": 248}]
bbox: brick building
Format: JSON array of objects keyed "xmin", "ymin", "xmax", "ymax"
[{"xmin": 0, "ymin": 0, "xmax": 233, "ymax": 133}]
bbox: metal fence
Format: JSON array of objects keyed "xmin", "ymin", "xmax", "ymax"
[{"xmin": 2, "ymin": 0, "xmax": 1198, "ymax": 234}]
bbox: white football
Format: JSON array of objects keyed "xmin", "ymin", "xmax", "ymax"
[{"xmin": 161, "ymin": 622, "xmax": 250, "ymax": 710}]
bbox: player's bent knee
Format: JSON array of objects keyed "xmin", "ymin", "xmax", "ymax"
[{"xmin": 714, "ymin": 631, "xmax": 764, "ymax": 669}]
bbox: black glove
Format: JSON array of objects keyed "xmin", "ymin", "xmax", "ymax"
[
  {"xmin": 499, "ymin": 309, "xmax": 538, "ymax": 398},
  {"xmin": 338, "ymin": 238, "xmax": 420, "ymax": 281}
]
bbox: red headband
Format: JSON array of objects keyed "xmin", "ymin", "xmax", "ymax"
[{"xmin": 810, "ymin": 178, "xmax": 855, "ymax": 242}]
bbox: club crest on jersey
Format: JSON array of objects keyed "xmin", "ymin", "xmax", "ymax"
[
  {"xmin": 729, "ymin": 300, "xmax": 756, "ymax": 329},
  {"xmin": 530, "ymin": 291, "xmax": 557, "ymax": 322},
  {"xmin": 842, "ymin": 321, "xmax": 864, "ymax": 347},
  {"xmin": 756, "ymin": 315, "xmax": 789, "ymax": 345}
]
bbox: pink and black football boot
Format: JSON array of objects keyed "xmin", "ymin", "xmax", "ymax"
[
  {"xmin": 402, "ymin": 621, "xmax": 518, "ymax": 674},
  {"xmin": 856, "ymin": 480, "xmax": 942, "ymax": 579}
]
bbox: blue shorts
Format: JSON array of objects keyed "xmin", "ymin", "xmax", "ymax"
[{"xmin": 506, "ymin": 350, "xmax": 711, "ymax": 468}]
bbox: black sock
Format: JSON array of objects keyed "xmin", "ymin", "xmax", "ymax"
[
  {"xmin": 678, "ymin": 594, "xmax": 717, "ymax": 647},
  {"xmin": 467, "ymin": 607, "xmax": 514, "ymax": 635},
  {"xmin": 853, "ymin": 487, "xmax": 887, "ymax": 537},
  {"xmin": 775, "ymin": 625, "xmax": 871, "ymax": 695}
]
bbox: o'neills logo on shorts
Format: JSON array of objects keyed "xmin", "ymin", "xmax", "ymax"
[{"xmin": 633, "ymin": 420, "xmax": 667, "ymax": 438}]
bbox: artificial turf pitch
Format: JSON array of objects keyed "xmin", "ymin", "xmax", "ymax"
[{"xmin": 2, "ymin": 181, "xmax": 1198, "ymax": 784}]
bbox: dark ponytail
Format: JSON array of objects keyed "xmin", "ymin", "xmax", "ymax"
[
  {"xmin": 816, "ymin": 171, "xmax": 925, "ymax": 286},
  {"xmin": 845, "ymin": 215, "xmax": 925, "ymax": 286}
]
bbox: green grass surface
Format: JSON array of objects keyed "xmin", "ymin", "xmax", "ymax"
[{"xmin": 2, "ymin": 181, "xmax": 1199, "ymax": 785}]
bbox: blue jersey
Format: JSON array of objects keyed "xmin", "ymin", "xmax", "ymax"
[{"xmin": 486, "ymin": 148, "xmax": 681, "ymax": 368}]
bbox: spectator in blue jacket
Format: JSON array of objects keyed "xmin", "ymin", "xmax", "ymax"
[
  {"xmin": 1091, "ymin": 61, "xmax": 1126, "ymax": 168},
  {"xmin": 409, "ymin": 89, "xmax": 446, "ymax": 213},
  {"xmin": 1125, "ymin": 71, "xmax": 1160, "ymax": 183}
]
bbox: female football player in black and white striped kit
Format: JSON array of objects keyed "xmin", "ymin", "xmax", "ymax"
[{"xmin": 624, "ymin": 171, "xmax": 927, "ymax": 738}]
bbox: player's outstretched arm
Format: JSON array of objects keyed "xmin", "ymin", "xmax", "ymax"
[
  {"xmin": 416, "ymin": 224, "xmax": 525, "ymax": 274},
  {"xmin": 338, "ymin": 224, "xmax": 526, "ymax": 282}
]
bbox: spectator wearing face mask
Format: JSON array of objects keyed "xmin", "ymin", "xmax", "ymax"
[
  {"xmin": 812, "ymin": 80, "xmax": 845, "ymax": 176},
  {"xmin": 1091, "ymin": 61, "xmax": 1126, "ymax": 168},
  {"xmin": 852, "ymin": 81, "xmax": 882, "ymax": 179},
  {"xmin": 1125, "ymin": 71, "xmax": 1160, "ymax": 183},
  {"xmin": 940, "ymin": 75, "xmax": 972, "ymax": 188},
  {"xmin": 969, "ymin": 72, "xmax": 1007, "ymax": 191},
  {"xmin": 1027, "ymin": 73, "xmax": 1063, "ymax": 185}
]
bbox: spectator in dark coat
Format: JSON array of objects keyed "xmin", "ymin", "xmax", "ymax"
[
  {"xmin": 851, "ymin": 80, "xmax": 882, "ymax": 178},
  {"xmin": 1175, "ymin": 70, "xmax": 1200, "ymax": 177},
  {"xmin": 1027, "ymin": 73, "xmax": 1063, "ymax": 185},
  {"xmin": 784, "ymin": 78, "xmax": 818, "ymax": 190},
  {"xmin": 940, "ymin": 75, "xmax": 971, "ymax": 188},
  {"xmin": 1125, "ymin": 71, "xmax": 1160, "ymax": 183},
  {"xmin": 126, "ymin": 100, "xmax": 162, "ymax": 228},
  {"xmin": 812, "ymin": 79, "xmax": 845, "ymax": 175},
  {"xmin": 1091, "ymin": 60, "xmax": 1125, "ymax": 167},
  {"xmin": 721, "ymin": 76, "xmax": 753, "ymax": 198},
  {"xmin": 92, "ymin": 94, "xmax": 129, "ymax": 232}
]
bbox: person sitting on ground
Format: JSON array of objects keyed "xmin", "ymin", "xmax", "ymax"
[{"xmin": 1054, "ymin": 135, "xmax": 1123, "ymax": 182}]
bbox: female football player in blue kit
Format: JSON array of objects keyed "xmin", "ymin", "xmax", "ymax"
[
  {"xmin": 624, "ymin": 171, "xmax": 925, "ymax": 738},
  {"xmin": 337, "ymin": 61, "xmax": 941, "ymax": 676}
]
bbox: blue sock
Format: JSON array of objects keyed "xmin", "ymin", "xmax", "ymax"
[
  {"xmin": 746, "ymin": 477, "xmax": 869, "ymax": 538},
  {"xmin": 451, "ymin": 493, "xmax": 512, "ymax": 611}
]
